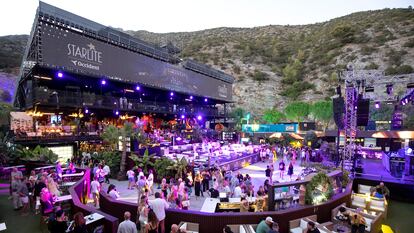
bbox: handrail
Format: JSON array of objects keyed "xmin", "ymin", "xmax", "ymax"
[
  {"xmin": 68, "ymin": 169, "xmax": 119, "ymax": 233},
  {"xmin": 99, "ymin": 180, "xmax": 352, "ymax": 233}
]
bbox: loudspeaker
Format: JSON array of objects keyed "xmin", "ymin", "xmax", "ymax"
[
  {"xmin": 356, "ymin": 98, "xmax": 370, "ymax": 126},
  {"xmin": 333, "ymin": 97, "xmax": 345, "ymax": 129}
]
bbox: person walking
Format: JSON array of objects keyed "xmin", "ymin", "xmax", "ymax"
[
  {"xmin": 194, "ymin": 171, "xmax": 203, "ymax": 199},
  {"xmin": 149, "ymin": 192, "xmax": 169, "ymax": 233},
  {"xmin": 147, "ymin": 170, "xmax": 154, "ymax": 196},
  {"xmin": 127, "ymin": 168, "xmax": 135, "ymax": 190},
  {"xmin": 287, "ymin": 162, "xmax": 294, "ymax": 181},
  {"xmin": 91, "ymin": 176, "xmax": 101, "ymax": 207}
]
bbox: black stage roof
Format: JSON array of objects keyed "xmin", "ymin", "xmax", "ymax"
[{"xmin": 19, "ymin": 2, "xmax": 233, "ymax": 103}]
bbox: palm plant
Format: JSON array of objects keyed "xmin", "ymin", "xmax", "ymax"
[
  {"xmin": 101, "ymin": 125, "xmax": 120, "ymax": 151},
  {"xmin": 118, "ymin": 122, "xmax": 136, "ymax": 180},
  {"xmin": 129, "ymin": 148, "xmax": 155, "ymax": 174},
  {"xmin": 167, "ymin": 157, "xmax": 188, "ymax": 179},
  {"xmin": 154, "ymin": 157, "xmax": 174, "ymax": 180}
]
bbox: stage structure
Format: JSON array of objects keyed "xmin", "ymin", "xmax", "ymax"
[
  {"xmin": 340, "ymin": 67, "xmax": 414, "ymax": 170},
  {"xmin": 14, "ymin": 1, "xmax": 233, "ymax": 118},
  {"xmin": 12, "ymin": 1, "xmax": 234, "ymax": 147}
]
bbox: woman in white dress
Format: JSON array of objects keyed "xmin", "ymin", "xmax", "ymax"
[{"xmin": 146, "ymin": 170, "xmax": 154, "ymax": 195}]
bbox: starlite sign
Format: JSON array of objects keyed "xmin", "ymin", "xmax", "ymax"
[{"xmin": 67, "ymin": 43, "xmax": 102, "ymax": 71}]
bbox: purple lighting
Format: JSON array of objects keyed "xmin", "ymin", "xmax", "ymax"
[
  {"xmin": 375, "ymin": 102, "xmax": 380, "ymax": 109},
  {"xmin": 170, "ymin": 92, "xmax": 174, "ymax": 96},
  {"xmin": 181, "ymin": 114, "xmax": 185, "ymax": 119},
  {"xmin": 190, "ymin": 96, "xmax": 193, "ymax": 100},
  {"xmin": 115, "ymin": 110, "xmax": 119, "ymax": 115},
  {"xmin": 197, "ymin": 115, "xmax": 202, "ymax": 121},
  {"xmin": 204, "ymin": 98, "xmax": 208, "ymax": 102},
  {"xmin": 85, "ymin": 109, "xmax": 89, "ymax": 114},
  {"xmin": 136, "ymin": 86, "xmax": 140, "ymax": 91},
  {"xmin": 101, "ymin": 80, "xmax": 107, "ymax": 85},
  {"xmin": 57, "ymin": 72, "xmax": 63, "ymax": 78}
]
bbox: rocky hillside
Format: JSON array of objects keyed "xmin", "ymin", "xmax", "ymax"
[{"xmin": 1, "ymin": 8, "xmax": 414, "ymax": 112}]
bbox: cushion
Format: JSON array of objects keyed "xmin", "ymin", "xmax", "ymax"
[
  {"xmin": 290, "ymin": 227, "xmax": 303, "ymax": 233},
  {"xmin": 180, "ymin": 223, "xmax": 187, "ymax": 230},
  {"xmin": 300, "ymin": 219, "xmax": 308, "ymax": 229},
  {"xmin": 239, "ymin": 225, "xmax": 246, "ymax": 233},
  {"xmin": 364, "ymin": 217, "xmax": 372, "ymax": 232}
]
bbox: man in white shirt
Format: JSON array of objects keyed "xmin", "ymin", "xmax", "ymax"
[
  {"xmin": 233, "ymin": 185, "xmax": 242, "ymax": 198},
  {"xmin": 91, "ymin": 177, "xmax": 100, "ymax": 207},
  {"xmin": 117, "ymin": 211, "xmax": 137, "ymax": 233},
  {"xmin": 149, "ymin": 192, "xmax": 169, "ymax": 233},
  {"xmin": 103, "ymin": 162, "xmax": 111, "ymax": 184}
]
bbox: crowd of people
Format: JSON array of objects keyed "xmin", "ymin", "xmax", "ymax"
[{"xmin": 8, "ymin": 161, "xmax": 92, "ymax": 233}]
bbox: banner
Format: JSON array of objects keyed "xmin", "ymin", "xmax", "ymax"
[{"xmin": 40, "ymin": 24, "xmax": 232, "ymax": 102}]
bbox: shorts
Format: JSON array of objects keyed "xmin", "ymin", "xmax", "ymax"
[
  {"xmin": 128, "ymin": 177, "xmax": 134, "ymax": 182},
  {"xmin": 20, "ymin": 196, "xmax": 29, "ymax": 204}
]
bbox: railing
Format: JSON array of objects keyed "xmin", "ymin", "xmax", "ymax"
[
  {"xmin": 99, "ymin": 181, "xmax": 352, "ymax": 233},
  {"xmin": 32, "ymin": 88, "xmax": 226, "ymax": 117},
  {"xmin": 69, "ymin": 169, "xmax": 119, "ymax": 233}
]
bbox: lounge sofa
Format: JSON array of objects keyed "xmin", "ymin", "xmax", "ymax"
[
  {"xmin": 289, "ymin": 215, "xmax": 318, "ymax": 233},
  {"xmin": 331, "ymin": 204, "xmax": 383, "ymax": 233}
]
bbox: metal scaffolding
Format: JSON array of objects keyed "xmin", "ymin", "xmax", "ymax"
[{"xmin": 340, "ymin": 68, "xmax": 384, "ymax": 169}]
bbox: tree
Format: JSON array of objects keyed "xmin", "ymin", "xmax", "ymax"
[
  {"xmin": 129, "ymin": 148, "xmax": 155, "ymax": 174},
  {"xmin": 282, "ymin": 59, "xmax": 303, "ymax": 85},
  {"xmin": 154, "ymin": 157, "xmax": 174, "ymax": 181},
  {"xmin": 119, "ymin": 122, "xmax": 136, "ymax": 179},
  {"xmin": 285, "ymin": 102, "xmax": 310, "ymax": 123},
  {"xmin": 167, "ymin": 157, "xmax": 188, "ymax": 179},
  {"xmin": 230, "ymin": 108, "xmax": 245, "ymax": 131},
  {"xmin": 262, "ymin": 109, "xmax": 285, "ymax": 124},
  {"xmin": 310, "ymin": 101, "xmax": 333, "ymax": 129},
  {"xmin": 101, "ymin": 125, "xmax": 120, "ymax": 151}
]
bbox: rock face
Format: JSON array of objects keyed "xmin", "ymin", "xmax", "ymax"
[{"xmin": 1, "ymin": 8, "xmax": 414, "ymax": 112}]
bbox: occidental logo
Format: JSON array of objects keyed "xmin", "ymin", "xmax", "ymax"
[{"xmin": 67, "ymin": 42, "xmax": 102, "ymax": 71}]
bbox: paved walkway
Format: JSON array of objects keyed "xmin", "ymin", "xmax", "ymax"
[{"xmin": 110, "ymin": 158, "xmax": 305, "ymax": 211}]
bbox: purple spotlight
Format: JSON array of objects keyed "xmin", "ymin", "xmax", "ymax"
[
  {"xmin": 190, "ymin": 96, "xmax": 193, "ymax": 100},
  {"xmin": 204, "ymin": 98, "xmax": 208, "ymax": 102},
  {"xmin": 101, "ymin": 80, "xmax": 107, "ymax": 85},
  {"xmin": 375, "ymin": 102, "xmax": 380, "ymax": 109},
  {"xmin": 85, "ymin": 109, "xmax": 89, "ymax": 114},
  {"xmin": 170, "ymin": 92, "xmax": 174, "ymax": 96},
  {"xmin": 136, "ymin": 85, "xmax": 140, "ymax": 91},
  {"xmin": 181, "ymin": 114, "xmax": 185, "ymax": 119},
  {"xmin": 57, "ymin": 72, "xmax": 63, "ymax": 78},
  {"xmin": 197, "ymin": 115, "xmax": 202, "ymax": 121},
  {"xmin": 115, "ymin": 110, "xmax": 119, "ymax": 115}
]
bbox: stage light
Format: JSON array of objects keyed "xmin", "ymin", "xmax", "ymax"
[
  {"xmin": 115, "ymin": 110, "xmax": 119, "ymax": 115},
  {"xmin": 170, "ymin": 92, "xmax": 174, "ymax": 96},
  {"xmin": 57, "ymin": 72, "xmax": 63, "ymax": 78},
  {"xmin": 386, "ymin": 84, "xmax": 393, "ymax": 95},
  {"xmin": 136, "ymin": 85, "xmax": 140, "ymax": 91},
  {"xmin": 375, "ymin": 102, "xmax": 380, "ymax": 109},
  {"xmin": 85, "ymin": 109, "xmax": 89, "ymax": 114},
  {"xmin": 101, "ymin": 80, "xmax": 107, "ymax": 85},
  {"xmin": 197, "ymin": 115, "xmax": 202, "ymax": 121},
  {"xmin": 204, "ymin": 98, "xmax": 208, "ymax": 102},
  {"xmin": 181, "ymin": 115, "xmax": 185, "ymax": 119},
  {"xmin": 190, "ymin": 96, "xmax": 193, "ymax": 100}
]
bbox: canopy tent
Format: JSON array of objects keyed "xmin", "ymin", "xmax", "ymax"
[{"xmin": 269, "ymin": 132, "xmax": 304, "ymax": 140}]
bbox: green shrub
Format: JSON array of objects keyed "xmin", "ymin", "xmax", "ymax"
[
  {"xmin": 251, "ymin": 70, "xmax": 269, "ymax": 81},
  {"xmin": 365, "ymin": 62, "xmax": 379, "ymax": 69},
  {"xmin": 403, "ymin": 38, "xmax": 414, "ymax": 48},
  {"xmin": 331, "ymin": 24, "xmax": 355, "ymax": 44}
]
